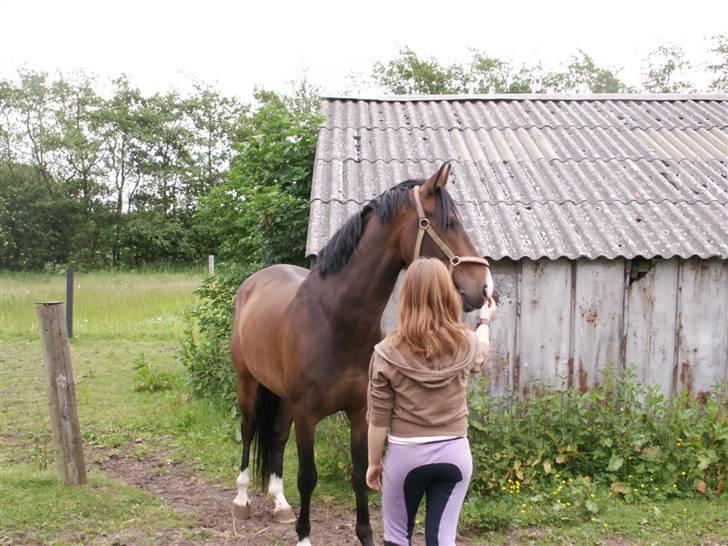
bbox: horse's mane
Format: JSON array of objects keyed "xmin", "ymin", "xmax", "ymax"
[{"xmin": 314, "ymin": 178, "xmax": 458, "ymax": 277}]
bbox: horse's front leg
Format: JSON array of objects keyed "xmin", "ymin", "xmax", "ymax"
[
  {"xmin": 294, "ymin": 414, "xmax": 318, "ymax": 546},
  {"xmin": 348, "ymin": 407, "xmax": 374, "ymax": 546}
]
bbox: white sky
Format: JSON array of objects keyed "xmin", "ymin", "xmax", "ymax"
[{"xmin": 2, "ymin": 0, "xmax": 726, "ymax": 99}]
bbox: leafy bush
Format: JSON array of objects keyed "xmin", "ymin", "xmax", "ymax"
[
  {"xmin": 180, "ymin": 263, "xmax": 254, "ymax": 406},
  {"xmin": 467, "ymin": 368, "xmax": 728, "ymax": 508}
]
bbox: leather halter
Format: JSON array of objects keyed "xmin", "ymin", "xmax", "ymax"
[{"xmin": 412, "ymin": 185, "xmax": 491, "ymax": 273}]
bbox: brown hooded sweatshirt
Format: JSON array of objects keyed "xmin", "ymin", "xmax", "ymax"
[{"xmin": 366, "ymin": 330, "xmax": 489, "ymax": 438}]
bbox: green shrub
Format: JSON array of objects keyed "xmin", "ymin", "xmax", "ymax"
[
  {"xmin": 180, "ymin": 263, "xmax": 254, "ymax": 407},
  {"xmin": 132, "ymin": 353, "xmax": 178, "ymax": 392},
  {"xmin": 467, "ymin": 368, "xmax": 728, "ymax": 508}
]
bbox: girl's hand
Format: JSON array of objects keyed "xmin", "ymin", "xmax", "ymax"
[
  {"xmin": 366, "ymin": 462, "xmax": 383, "ymax": 491},
  {"xmin": 479, "ymin": 297, "xmax": 497, "ymax": 321}
]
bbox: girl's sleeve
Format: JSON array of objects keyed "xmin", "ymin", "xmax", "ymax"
[
  {"xmin": 366, "ymin": 353, "xmax": 394, "ymax": 427},
  {"xmin": 469, "ymin": 330, "xmax": 490, "ymax": 374}
]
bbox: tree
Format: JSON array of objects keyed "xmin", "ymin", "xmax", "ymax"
[
  {"xmin": 184, "ymin": 81, "xmax": 247, "ymax": 205},
  {"xmin": 642, "ymin": 44, "xmax": 693, "ymax": 93},
  {"xmin": 0, "ymin": 162, "xmax": 77, "ymax": 269},
  {"xmin": 371, "ymin": 47, "xmax": 628, "ymax": 95},
  {"xmin": 468, "ymin": 52, "xmax": 543, "ymax": 93},
  {"xmin": 542, "ymin": 50, "xmax": 628, "ymax": 93},
  {"xmin": 195, "ymin": 83, "xmax": 321, "ymax": 266},
  {"xmin": 707, "ymin": 34, "xmax": 728, "ymax": 92},
  {"xmin": 371, "ymin": 48, "xmax": 470, "ymax": 95},
  {"xmin": 51, "ymin": 74, "xmax": 106, "ymax": 212}
]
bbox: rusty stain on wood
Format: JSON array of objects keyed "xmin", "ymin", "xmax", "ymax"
[{"xmin": 578, "ymin": 363, "xmax": 589, "ymax": 393}]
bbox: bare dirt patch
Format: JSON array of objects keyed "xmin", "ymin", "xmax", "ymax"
[{"xmin": 93, "ymin": 446, "xmax": 477, "ymax": 545}]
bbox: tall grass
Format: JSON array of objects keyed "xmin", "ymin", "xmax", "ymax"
[{"xmin": 0, "ymin": 270, "xmax": 204, "ymax": 340}]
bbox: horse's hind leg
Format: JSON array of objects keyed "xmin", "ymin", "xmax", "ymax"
[
  {"xmin": 268, "ymin": 400, "xmax": 296, "ymax": 523},
  {"xmin": 232, "ymin": 366, "xmax": 257, "ymax": 520}
]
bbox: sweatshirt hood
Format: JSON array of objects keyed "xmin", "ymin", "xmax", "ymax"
[{"xmin": 373, "ymin": 333, "xmax": 475, "ymax": 388}]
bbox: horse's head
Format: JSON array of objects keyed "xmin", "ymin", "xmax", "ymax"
[{"xmin": 396, "ymin": 164, "xmax": 493, "ymax": 312}]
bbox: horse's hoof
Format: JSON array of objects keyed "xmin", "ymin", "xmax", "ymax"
[
  {"xmin": 272, "ymin": 506, "xmax": 297, "ymax": 524},
  {"xmin": 232, "ymin": 501, "xmax": 252, "ymax": 520}
]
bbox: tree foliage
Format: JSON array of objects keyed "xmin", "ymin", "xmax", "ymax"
[
  {"xmin": 0, "ymin": 70, "xmax": 245, "ymax": 269},
  {"xmin": 182, "ymin": 83, "xmax": 322, "ymax": 405},
  {"xmin": 370, "ymin": 48, "xmax": 630, "ymax": 94},
  {"xmin": 642, "ymin": 45, "xmax": 694, "ymax": 93},
  {"xmin": 707, "ymin": 34, "xmax": 728, "ymax": 92}
]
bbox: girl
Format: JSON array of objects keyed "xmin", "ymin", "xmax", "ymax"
[{"xmin": 366, "ymin": 258, "xmax": 495, "ymax": 546}]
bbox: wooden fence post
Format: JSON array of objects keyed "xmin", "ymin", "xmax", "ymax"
[
  {"xmin": 208, "ymin": 255, "xmax": 215, "ymax": 276},
  {"xmin": 36, "ymin": 301, "xmax": 87, "ymax": 486}
]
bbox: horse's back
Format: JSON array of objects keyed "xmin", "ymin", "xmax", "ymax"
[{"xmin": 231, "ymin": 264, "xmax": 309, "ymax": 394}]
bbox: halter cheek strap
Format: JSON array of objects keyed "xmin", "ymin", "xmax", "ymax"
[{"xmin": 412, "ymin": 185, "xmax": 491, "ymax": 273}]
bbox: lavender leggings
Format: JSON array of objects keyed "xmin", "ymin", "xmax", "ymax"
[{"xmin": 382, "ymin": 437, "xmax": 473, "ymax": 546}]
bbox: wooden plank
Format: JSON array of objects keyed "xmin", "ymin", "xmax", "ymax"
[
  {"xmin": 676, "ymin": 258, "xmax": 728, "ymax": 398},
  {"xmin": 36, "ymin": 301, "xmax": 86, "ymax": 486},
  {"xmin": 380, "ymin": 271, "xmax": 404, "ymax": 335},
  {"xmin": 572, "ymin": 259, "xmax": 624, "ymax": 391},
  {"xmin": 624, "ymin": 258, "xmax": 679, "ymax": 397},
  {"xmin": 463, "ymin": 259, "xmax": 518, "ymax": 395},
  {"xmin": 518, "ymin": 258, "xmax": 573, "ymax": 390}
]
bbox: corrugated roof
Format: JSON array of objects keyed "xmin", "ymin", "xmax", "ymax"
[{"xmin": 307, "ymin": 95, "xmax": 728, "ymax": 260}]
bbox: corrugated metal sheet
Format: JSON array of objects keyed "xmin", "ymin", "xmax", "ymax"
[
  {"xmin": 308, "ymin": 95, "xmax": 728, "ymax": 260},
  {"xmin": 316, "ymin": 127, "xmax": 728, "ymax": 162},
  {"xmin": 308, "ymin": 199, "xmax": 728, "ymax": 260},
  {"xmin": 311, "ymin": 159, "xmax": 728, "ymax": 205},
  {"xmin": 321, "ymin": 97, "xmax": 728, "ymax": 130}
]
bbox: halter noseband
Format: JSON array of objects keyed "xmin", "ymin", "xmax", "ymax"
[{"xmin": 412, "ymin": 185, "xmax": 491, "ymax": 273}]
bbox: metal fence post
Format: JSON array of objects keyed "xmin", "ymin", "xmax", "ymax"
[{"xmin": 66, "ymin": 268, "xmax": 74, "ymax": 338}]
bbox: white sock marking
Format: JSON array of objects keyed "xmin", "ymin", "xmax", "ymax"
[
  {"xmin": 296, "ymin": 538, "xmax": 312, "ymax": 546},
  {"xmin": 233, "ymin": 469, "xmax": 250, "ymax": 507},
  {"xmin": 268, "ymin": 473, "xmax": 292, "ymax": 511},
  {"xmin": 485, "ymin": 268, "xmax": 494, "ymax": 299}
]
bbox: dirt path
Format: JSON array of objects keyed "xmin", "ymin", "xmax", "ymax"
[{"xmin": 94, "ymin": 446, "xmax": 476, "ymax": 545}]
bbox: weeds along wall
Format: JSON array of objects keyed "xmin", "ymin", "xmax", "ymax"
[
  {"xmin": 382, "ymin": 256, "xmax": 728, "ymax": 398},
  {"xmin": 466, "ymin": 371, "xmax": 727, "ymax": 506}
]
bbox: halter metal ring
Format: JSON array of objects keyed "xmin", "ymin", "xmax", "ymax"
[
  {"xmin": 450, "ymin": 256, "xmax": 461, "ymax": 266},
  {"xmin": 418, "ymin": 218, "xmax": 430, "ymax": 229}
]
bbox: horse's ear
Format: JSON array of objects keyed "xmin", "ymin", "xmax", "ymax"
[{"xmin": 421, "ymin": 162, "xmax": 451, "ymax": 195}]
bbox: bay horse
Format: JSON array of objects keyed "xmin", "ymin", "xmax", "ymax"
[{"xmin": 230, "ymin": 163, "xmax": 492, "ymax": 546}]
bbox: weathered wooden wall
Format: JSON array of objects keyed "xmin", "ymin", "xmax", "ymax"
[{"xmin": 381, "ymin": 257, "xmax": 728, "ymax": 397}]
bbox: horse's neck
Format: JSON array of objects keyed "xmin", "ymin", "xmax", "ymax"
[{"xmin": 315, "ymin": 225, "xmax": 403, "ymax": 328}]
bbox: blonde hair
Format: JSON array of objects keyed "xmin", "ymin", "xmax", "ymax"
[{"xmin": 391, "ymin": 258, "xmax": 470, "ymax": 359}]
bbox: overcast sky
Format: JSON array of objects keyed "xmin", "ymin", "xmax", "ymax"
[{"xmin": 2, "ymin": 0, "xmax": 726, "ymax": 99}]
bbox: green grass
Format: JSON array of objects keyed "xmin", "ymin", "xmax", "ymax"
[
  {"xmin": 0, "ymin": 464, "xmax": 190, "ymax": 545},
  {"xmin": 0, "ymin": 270, "xmax": 202, "ymax": 340},
  {"xmin": 468, "ymin": 494, "xmax": 728, "ymax": 544}
]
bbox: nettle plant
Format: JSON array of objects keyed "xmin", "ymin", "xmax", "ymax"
[{"xmin": 467, "ymin": 367, "xmax": 727, "ymax": 504}]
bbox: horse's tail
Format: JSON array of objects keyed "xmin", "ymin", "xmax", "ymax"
[{"xmin": 252, "ymin": 384, "xmax": 281, "ymax": 489}]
